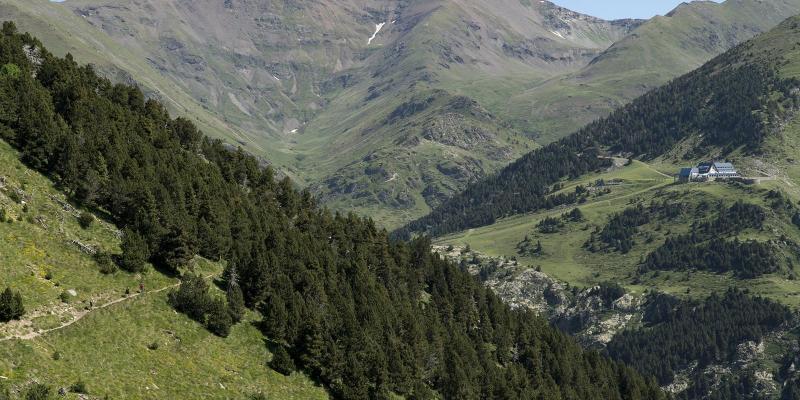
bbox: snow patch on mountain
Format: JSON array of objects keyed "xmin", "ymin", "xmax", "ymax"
[{"xmin": 367, "ymin": 22, "xmax": 386, "ymax": 45}]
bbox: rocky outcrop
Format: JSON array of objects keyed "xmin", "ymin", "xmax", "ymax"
[{"xmin": 434, "ymin": 245, "xmax": 641, "ymax": 347}]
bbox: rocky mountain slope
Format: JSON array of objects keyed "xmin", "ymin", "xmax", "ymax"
[
  {"xmin": 3, "ymin": 0, "xmax": 797, "ymax": 226},
  {"xmin": 433, "ymin": 164, "xmax": 800, "ymax": 399},
  {"xmin": 512, "ymin": 0, "xmax": 800, "ymax": 143},
  {"xmin": 419, "ymin": 16, "xmax": 800, "ymax": 399}
]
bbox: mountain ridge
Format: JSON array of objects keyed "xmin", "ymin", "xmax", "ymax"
[{"xmin": 3, "ymin": 0, "xmax": 798, "ymax": 228}]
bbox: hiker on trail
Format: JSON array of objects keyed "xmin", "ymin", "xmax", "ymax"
[{"xmin": 139, "ymin": 282, "xmax": 144, "ymax": 293}]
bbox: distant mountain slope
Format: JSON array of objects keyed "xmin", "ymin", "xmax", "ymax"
[
  {"xmin": 396, "ymin": 14, "xmax": 800, "ymax": 239},
  {"xmin": 2, "ymin": 0, "xmax": 797, "ymax": 227},
  {"xmin": 507, "ymin": 0, "xmax": 800, "ymax": 143},
  {"xmin": 0, "ymin": 0, "xmax": 641, "ymax": 227}
]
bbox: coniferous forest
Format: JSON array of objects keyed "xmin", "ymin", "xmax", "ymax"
[
  {"xmin": 607, "ymin": 290, "xmax": 791, "ymax": 396},
  {"xmin": 640, "ymin": 201, "xmax": 776, "ymax": 278},
  {"xmin": 0, "ymin": 23, "xmax": 668, "ymax": 399}
]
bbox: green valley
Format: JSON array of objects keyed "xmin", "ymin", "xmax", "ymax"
[{"xmin": 403, "ymin": 14, "xmax": 800, "ymax": 399}]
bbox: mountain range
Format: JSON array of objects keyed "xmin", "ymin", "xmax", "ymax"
[
  {"xmin": 4, "ymin": 0, "xmax": 800, "ymax": 227},
  {"xmin": 3, "ymin": 1, "xmax": 800, "ymax": 399}
]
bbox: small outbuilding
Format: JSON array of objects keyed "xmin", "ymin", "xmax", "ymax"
[{"xmin": 678, "ymin": 167, "xmax": 699, "ymax": 182}]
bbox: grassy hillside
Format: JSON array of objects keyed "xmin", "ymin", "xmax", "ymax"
[
  {"xmin": 0, "ymin": 139, "xmax": 326, "ymax": 398},
  {"xmin": 432, "ymin": 158, "xmax": 800, "ymax": 399},
  {"xmin": 434, "ymin": 160, "xmax": 800, "ymax": 307}
]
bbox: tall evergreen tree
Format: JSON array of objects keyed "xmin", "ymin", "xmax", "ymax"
[
  {"xmin": 225, "ymin": 267, "xmax": 245, "ymax": 323},
  {"xmin": 120, "ymin": 227, "xmax": 149, "ymax": 273}
]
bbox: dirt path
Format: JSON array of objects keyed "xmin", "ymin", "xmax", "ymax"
[
  {"xmin": 0, "ymin": 274, "xmax": 214, "ymax": 342},
  {"xmin": 644, "ymin": 164, "xmax": 672, "ymax": 179}
]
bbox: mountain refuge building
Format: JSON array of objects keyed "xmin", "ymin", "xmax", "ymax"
[{"xmin": 678, "ymin": 161, "xmax": 740, "ymax": 182}]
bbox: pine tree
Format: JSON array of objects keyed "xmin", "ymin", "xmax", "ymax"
[
  {"xmin": 157, "ymin": 227, "xmax": 195, "ymax": 272},
  {"xmin": 225, "ymin": 266, "xmax": 245, "ymax": 323},
  {"xmin": 205, "ymin": 298, "xmax": 233, "ymax": 337},
  {"xmin": 258, "ymin": 294, "xmax": 287, "ymax": 340},
  {"xmin": 270, "ymin": 345, "xmax": 296, "ymax": 376},
  {"xmin": 120, "ymin": 227, "xmax": 149, "ymax": 273},
  {"xmin": 0, "ymin": 287, "xmax": 23, "ymax": 322}
]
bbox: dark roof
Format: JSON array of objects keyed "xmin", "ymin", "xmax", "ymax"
[
  {"xmin": 697, "ymin": 162, "xmax": 714, "ymax": 174},
  {"xmin": 679, "ymin": 167, "xmax": 698, "ymax": 177}
]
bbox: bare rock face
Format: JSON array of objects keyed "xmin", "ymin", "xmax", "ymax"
[
  {"xmin": 434, "ymin": 245, "xmax": 641, "ymax": 347},
  {"xmin": 423, "ymin": 114, "xmax": 494, "ymax": 150},
  {"xmin": 485, "ymin": 268, "xmax": 567, "ymax": 314},
  {"xmin": 22, "ymin": 44, "xmax": 42, "ymax": 75}
]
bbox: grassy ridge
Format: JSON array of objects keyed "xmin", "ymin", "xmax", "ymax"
[{"xmin": 509, "ymin": 0, "xmax": 800, "ymax": 144}]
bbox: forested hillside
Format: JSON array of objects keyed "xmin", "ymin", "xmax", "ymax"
[
  {"xmin": 0, "ymin": 22, "xmax": 668, "ymax": 399},
  {"xmin": 396, "ymin": 15, "xmax": 800, "ymax": 239},
  {"xmin": 607, "ymin": 290, "xmax": 792, "ymax": 388}
]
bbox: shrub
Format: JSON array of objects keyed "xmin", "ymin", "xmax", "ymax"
[
  {"xmin": 24, "ymin": 383, "xmax": 50, "ymax": 400},
  {"xmin": 566, "ymin": 208, "xmax": 584, "ymax": 222},
  {"xmin": 147, "ymin": 341, "xmax": 159, "ymax": 350},
  {"xmin": 77, "ymin": 211, "xmax": 94, "ymax": 229},
  {"xmin": 94, "ymin": 252, "xmax": 118, "ymax": 274},
  {"xmin": 596, "ymin": 282, "xmax": 626, "ymax": 307},
  {"xmin": 0, "ymin": 62, "xmax": 19, "ymax": 78},
  {"xmin": 168, "ymin": 274, "xmax": 236, "ymax": 337},
  {"xmin": 59, "ymin": 291, "xmax": 70, "ymax": 303},
  {"xmin": 0, "ymin": 287, "xmax": 24, "ymax": 322},
  {"xmin": 70, "ymin": 380, "xmax": 88, "ymax": 394},
  {"xmin": 167, "ymin": 274, "xmax": 210, "ymax": 322},
  {"xmin": 270, "ymin": 345, "xmax": 296, "ymax": 376},
  {"xmin": 7, "ymin": 190, "xmax": 21, "ymax": 204},
  {"xmin": 52, "ymin": 351, "xmax": 61, "ymax": 360}
]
